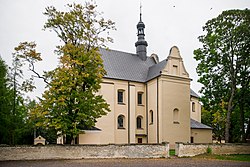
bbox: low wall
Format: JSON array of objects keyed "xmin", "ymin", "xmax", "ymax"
[
  {"xmin": 176, "ymin": 143, "xmax": 250, "ymax": 157},
  {"xmin": 0, "ymin": 144, "xmax": 169, "ymax": 161}
]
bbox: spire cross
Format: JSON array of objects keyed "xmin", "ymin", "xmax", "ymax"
[{"xmin": 140, "ymin": 2, "xmax": 142, "ymax": 21}]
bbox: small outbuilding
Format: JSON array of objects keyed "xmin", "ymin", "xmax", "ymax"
[
  {"xmin": 34, "ymin": 135, "xmax": 46, "ymax": 146},
  {"xmin": 190, "ymin": 119, "xmax": 213, "ymax": 143}
]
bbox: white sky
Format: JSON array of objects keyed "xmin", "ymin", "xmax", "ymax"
[{"xmin": 0, "ymin": 0, "xmax": 249, "ymax": 99}]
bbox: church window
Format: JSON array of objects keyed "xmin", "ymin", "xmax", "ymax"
[
  {"xmin": 150, "ymin": 110, "xmax": 153, "ymax": 124},
  {"xmin": 192, "ymin": 102, "xmax": 195, "ymax": 112},
  {"xmin": 118, "ymin": 115, "xmax": 125, "ymax": 129},
  {"xmin": 138, "ymin": 92, "xmax": 143, "ymax": 105},
  {"xmin": 118, "ymin": 90, "xmax": 124, "ymax": 104},
  {"xmin": 137, "ymin": 116, "xmax": 143, "ymax": 129},
  {"xmin": 173, "ymin": 108, "xmax": 179, "ymax": 124},
  {"xmin": 173, "ymin": 65, "xmax": 178, "ymax": 75}
]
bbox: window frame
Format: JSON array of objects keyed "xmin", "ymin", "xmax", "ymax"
[
  {"xmin": 136, "ymin": 116, "xmax": 143, "ymax": 129},
  {"xmin": 117, "ymin": 89, "xmax": 125, "ymax": 104},
  {"xmin": 117, "ymin": 115, "xmax": 125, "ymax": 129},
  {"xmin": 137, "ymin": 92, "xmax": 143, "ymax": 105},
  {"xmin": 173, "ymin": 108, "xmax": 179, "ymax": 124},
  {"xmin": 173, "ymin": 65, "xmax": 178, "ymax": 75},
  {"xmin": 149, "ymin": 110, "xmax": 153, "ymax": 124},
  {"xmin": 192, "ymin": 102, "xmax": 195, "ymax": 112}
]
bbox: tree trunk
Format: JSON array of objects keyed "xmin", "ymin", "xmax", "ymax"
[
  {"xmin": 225, "ymin": 110, "xmax": 231, "ymax": 143},
  {"xmin": 225, "ymin": 86, "xmax": 235, "ymax": 143},
  {"xmin": 240, "ymin": 102, "xmax": 246, "ymax": 142},
  {"xmin": 246, "ymin": 117, "xmax": 250, "ymax": 142}
]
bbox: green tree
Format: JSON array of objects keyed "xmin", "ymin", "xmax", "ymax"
[
  {"xmin": 25, "ymin": 2, "xmax": 115, "ymax": 144},
  {"xmin": 0, "ymin": 56, "xmax": 11, "ymax": 144},
  {"xmin": 0, "ymin": 56, "xmax": 33, "ymax": 145},
  {"xmin": 201, "ymin": 106, "xmax": 226, "ymax": 143},
  {"xmin": 6, "ymin": 42, "xmax": 38, "ymax": 145},
  {"xmin": 194, "ymin": 9, "xmax": 250, "ymax": 143}
]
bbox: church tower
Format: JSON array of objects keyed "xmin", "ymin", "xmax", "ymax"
[{"xmin": 135, "ymin": 6, "xmax": 148, "ymax": 61}]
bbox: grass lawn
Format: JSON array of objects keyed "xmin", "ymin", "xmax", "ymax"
[
  {"xmin": 195, "ymin": 154, "xmax": 250, "ymax": 162},
  {"xmin": 169, "ymin": 149, "xmax": 175, "ymax": 156}
]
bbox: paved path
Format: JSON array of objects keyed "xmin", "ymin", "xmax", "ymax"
[{"xmin": 1, "ymin": 158, "xmax": 250, "ymax": 167}]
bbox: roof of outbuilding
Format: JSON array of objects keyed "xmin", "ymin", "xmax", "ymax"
[
  {"xmin": 190, "ymin": 89, "xmax": 200, "ymax": 98},
  {"xmin": 190, "ymin": 119, "xmax": 212, "ymax": 129}
]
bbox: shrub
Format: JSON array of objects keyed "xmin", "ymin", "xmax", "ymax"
[{"xmin": 207, "ymin": 146, "xmax": 212, "ymax": 154}]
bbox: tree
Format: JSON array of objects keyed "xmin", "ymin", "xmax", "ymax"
[
  {"xmin": 26, "ymin": 2, "xmax": 115, "ymax": 144},
  {"xmin": 201, "ymin": 105, "xmax": 226, "ymax": 143},
  {"xmin": 0, "ymin": 56, "xmax": 33, "ymax": 145},
  {"xmin": 194, "ymin": 9, "xmax": 250, "ymax": 143},
  {"xmin": 0, "ymin": 56, "xmax": 11, "ymax": 144}
]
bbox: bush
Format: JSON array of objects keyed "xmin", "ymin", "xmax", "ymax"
[{"xmin": 207, "ymin": 146, "xmax": 212, "ymax": 154}]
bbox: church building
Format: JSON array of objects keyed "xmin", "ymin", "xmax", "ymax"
[{"xmin": 72, "ymin": 12, "xmax": 212, "ymax": 146}]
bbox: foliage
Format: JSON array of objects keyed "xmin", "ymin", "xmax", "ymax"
[
  {"xmin": 0, "ymin": 56, "xmax": 34, "ymax": 145},
  {"xmin": 24, "ymin": 2, "xmax": 115, "ymax": 144},
  {"xmin": 202, "ymin": 107, "xmax": 226, "ymax": 142},
  {"xmin": 194, "ymin": 9, "xmax": 250, "ymax": 143},
  {"xmin": 206, "ymin": 146, "xmax": 212, "ymax": 154},
  {"xmin": 0, "ymin": 56, "xmax": 11, "ymax": 144}
]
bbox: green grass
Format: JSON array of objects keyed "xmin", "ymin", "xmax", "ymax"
[
  {"xmin": 169, "ymin": 149, "xmax": 175, "ymax": 156},
  {"xmin": 214, "ymin": 154, "xmax": 250, "ymax": 162},
  {"xmin": 195, "ymin": 154, "xmax": 250, "ymax": 162}
]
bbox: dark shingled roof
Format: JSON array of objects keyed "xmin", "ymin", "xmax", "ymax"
[
  {"xmin": 190, "ymin": 119, "xmax": 212, "ymax": 129},
  {"xmin": 100, "ymin": 48, "xmax": 199, "ymax": 97},
  {"xmin": 146, "ymin": 59, "xmax": 167, "ymax": 81},
  {"xmin": 100, "ymin": 48, "xmax": 155, "ymax": 82}
]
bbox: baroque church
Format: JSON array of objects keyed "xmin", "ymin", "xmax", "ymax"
[{"xmin": 58, "ymin": 12, "xmax": 212, "ymax": 147}]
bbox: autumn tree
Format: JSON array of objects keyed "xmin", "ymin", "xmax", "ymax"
[
  {"xmin": 194, "ymin": 9, "xmax": 250, "ymax": 143},
  {"xmin": 24, "ymin": 2, "xmax": 115, "ymax": 144}
]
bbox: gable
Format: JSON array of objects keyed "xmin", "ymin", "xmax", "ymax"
[{"xmin": 162, "ymin": 46, "xmax": 189, "ymax": 78}]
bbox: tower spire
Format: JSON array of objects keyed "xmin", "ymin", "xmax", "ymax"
[
  {"xmin": 135, "ymin": 3, "xmax": 148, "ymax": 61},
  {"xmin": 140, "ymin": 2, "xmax": 142, "ymax": 21}
]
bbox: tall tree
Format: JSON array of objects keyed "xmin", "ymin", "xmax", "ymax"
[
  {"xmin": 26, "ymin": 2, "xmax": 115, "ymax": 144},
  {"xmin": 0, "ymin": 56, "xmax": 33, "ymax": 145},
  {"xmin": 0, "ymin": 56, "xmax": 11, "ymax": 144},
  {"xmin": 194, "ymin": 9, "xmax": 250, "ymax": 143}
]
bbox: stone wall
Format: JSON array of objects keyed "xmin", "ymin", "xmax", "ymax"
[
  {"xmin": 0, "ymin": 143, "xmax": 169, "ymax": 161},
  {"xmin": 176, "ymin": 143, "xmax": 250, "ymax": 157}
]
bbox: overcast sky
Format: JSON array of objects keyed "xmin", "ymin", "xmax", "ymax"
[{"xmin": 0, "ymin": 0, "xmax": 249, "ymax": 99}]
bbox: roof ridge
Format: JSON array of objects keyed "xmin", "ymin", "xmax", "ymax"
[{"xmin": 100, "ymin": 47, "xmax": 138, "ymax": 56}]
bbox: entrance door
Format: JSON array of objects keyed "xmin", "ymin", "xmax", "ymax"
[{"xmin": 138, "ymin": 138, "xmax": 142, "ymax": 143}]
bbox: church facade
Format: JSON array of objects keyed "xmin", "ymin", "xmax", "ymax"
[{"xmin": 76, "ymin": 13, "xmax": 212, "ymax": 146}]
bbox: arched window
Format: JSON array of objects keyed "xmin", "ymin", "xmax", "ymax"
[
  {"xmin": 192, "ymin": 102, "xmax": 195, "ymax": 112},
  {"xmin": 118, "ymin": 115, "xmax": 125, "ymax": 129},
  {"xmin": 150, "ymin": 110, "xmax": 153, "ymax": 124},
  {"xmin": 137, "ymin": 116, "xmax": 143, "ymax": 129},
  {"xmin": 173, "ymin": 108, "xmax": 179, "ymax": 124}
]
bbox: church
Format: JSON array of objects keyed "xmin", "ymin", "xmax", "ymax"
[{"xmin": 60, "ymin": 12, "xmax": 212, "ymax": 146}]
